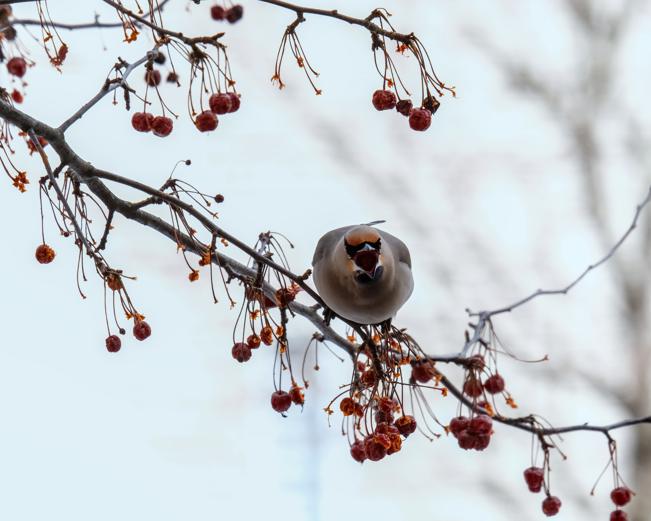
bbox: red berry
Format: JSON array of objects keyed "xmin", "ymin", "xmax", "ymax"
[
  {"xmin": 210, "ymin": 5, "xmax": 226, "ymax": 20},
  {"xmin": 151, "ymin": 116, "xmax": 173, "ymax": 137},
  {"xmin": 271, "ymin": 390, "xmax": 292, "ymax": 413},
  {"xmin": 610, "ymin": 511, "xmax": 628, "ymax": 521},
  {"xmin": 105, "ymin": 335, "xmax": 121, "ymax": 353},
  {"xmin": 484, "ymin": 374, "xmax": 505, "ymax": 394},
  {"xmin": 350, "ymin": 440, "xmax": 367, "ymax": 463},
  {"xmin": 469, "ymin": 414, "xmax": 493, "ymax": 435},
  {"xmin": 340, "ymin": 397, "xmax": 356, "ymax": 416},
  {"xmin": 423, "ymin": 95, "xmax": 441, "ymax": 114},
  {"xmin": 166, "ymin": 72, "xmax": 179, "ymax": 83},
  {"xmin": 449, "ymin": 416, "xmax": 469, "ymax": 438},
  {"xmin": 133, "ymin": 320, "xmax": 151, "ymax": 341},
  {"xmin": 394, "ymin": 415, "xmax": 417, "ymax": 437},
  {"xmin": 542, "ymin": 496, "xmax": 562, "ymax": 517},
  {"xmin": 231, "ymin": 342, "xmax": 251, "ymax": 363},
  {"xmin": 7, "ymin": 57, "xmax": 27, "ymax": 78},
  {"xmin": 372, "ymin": 89, "xmax": 397, "ymax": 111},
  {"xmin": 463, "ymin": 376, "xmax": 483, "ymax": 398},
  {"xmin": 473, "ymin": 434, "xmax": 491, "ymax": 451},
  {"xmin": 409, "ymin": 108, "xmax": 432, "ymax": 131},
  {"xmin": 375, "ymin": 410, "xmax": 394, "ymax": 424},
  {"xmin": 365, "ymin": 434, "xmax": 389, "ymax": 461},
  {"xmin": 209, "ymin": 93, "xmax": 232, "ymax": 115},
  {"xmin": 195, "ymin": 110, "xmax": 218, "ymax": 132},
  {"xmin": 411, "ymin": 359, "xmax": 436, "ymax": 383},
  {"xmin": 227, "ymin": 92, "xmax": 241, "ymax": 112},
  {"xmin": 11, "ymin": 89, "xmax": 23, "ymax": 103},
  {"xmin": 360, "ymin": 369, "xmax": 378, "ymax": 388},
  {"xmin": 457, "ymin": 429, "xmax": 475, "ymax": 450},
  {"xmin": 467, "ymin": 354, "xmax": 486, "ymax": 371},
  {"xmin": 35, "ymin": 244, "xmax": 56, "ymax": 264},
  {"xmin": 226, "ymin": 5, "xmax": 243, "ymax": 23},
  {"xmin": 246, "ymin": 334, "xmax": 261, "ymax": 349},
  {"xmin": 289, "ymin": 384, "xmax": 304, "ymax": 405},
  {"xmin": 131, "ymin": 112, "xmax": 154, "ymax": 132},
  {"xmin": 376, "ymin": 396, "xmax": 398, "ymax": 414},
  {"xmin": 611, "ymin": 487, "xmax": 633, "ymax": 507},
  {"xmin": 144, "ymin": 69, "xmax": 161, "ymax": 87},
  {"xmin": 523, "ymin": 467, "xmax": 545, "ymax": 493},
  {"xmin": 395, "ymin": 99, "xmax": 412, "ymax": 116}
]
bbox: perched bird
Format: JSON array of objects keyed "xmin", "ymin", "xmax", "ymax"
[{"xmin": 312, "ymin": 224, "xmax": 413, "ymax": 325}]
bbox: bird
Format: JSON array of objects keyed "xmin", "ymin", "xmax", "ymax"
[{"xmin": 311, "ymin": 223, "xmax": 413, "ymax": 325}]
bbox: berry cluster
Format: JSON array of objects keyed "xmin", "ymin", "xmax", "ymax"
[
  {"xmin": 210, "ymin": 4, "xmax": 244, "ymax": 24},
  {"xmin": 448, "ymin": 414, "xmax": 494, "ymax": 451},
  {"xmin": 609, "ymin": 486, "xmax": 634, "ymax": 520},
  {"xmin": 371, "ymin": 89, "xmax": 440, "ymax": 132}
]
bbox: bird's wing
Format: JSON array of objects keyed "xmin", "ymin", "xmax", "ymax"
[{"xmin": 311, "ymin": 226, "xmax": 354, "ymax": 267}]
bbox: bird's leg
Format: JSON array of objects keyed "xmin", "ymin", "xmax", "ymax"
[{"xmin": 323, "ymin": 306, "xmax": 336, "ymax": 326}]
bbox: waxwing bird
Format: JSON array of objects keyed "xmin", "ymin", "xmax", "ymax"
[{"xmin": 312, "ymin": 224, "xmax": 413, "ymax": 325}]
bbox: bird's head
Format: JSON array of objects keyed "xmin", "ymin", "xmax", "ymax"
[{"xmin": 343, "ymin": 226, "xmax": 385, "ymax": 284}]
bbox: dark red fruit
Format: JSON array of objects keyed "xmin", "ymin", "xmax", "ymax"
[
  {"xmin": 209, "ymin": 93, "xmax": 232, "ymax": 115},
  {"xmin": 542, "ymin": 496, "xmax": 562, "ymax": 517},
  {"xmin": 105, "ymin": 335, "xmax": 121, "ymax": 353},
  {"xmin": 133, "ymin": 320, "xmax": 151, "ymax": 341},
  {"xmin": 411, "ymin": 359, "xmax": 436, "ymax": 383},
  {"xmin": 350, "ymin": 440, "xmax": 367, "ymax": 462},
  {"xmin": 484, "ymin": 374, "xmax": 505, "ymax": 394},
  {"xmin": 463, "ymin": 376, "xmax": 483, "ymax": 398},
  {"xmin": 289, "ymin": 385, "xmax": 304, "ymax": 405},
  {"xmin": 394, "ymin": 415, "xmax": 417, "ymax": 437},
  {"xmin": 231, "ymin": 342, "xmax": 251, "ymax": 362},
  {"xmin": 35, "ymin": 244, "xmax": 55, "ymax": 264},
  {"xmin": 167, "ymin": 72, "xmax": 179, "ymax": 83},
  {"xmin": 7, "ymin": 57, "xmax": 27, "ymax": 78},
  {"xmin": 131, "ymin": 112, "xmax": 154, "ymax": 132},
  {"xmin": 215, "ymin": 194, "xmax": 225, "ymax": 203},
  {"xmin": 610, "ymin": 511, "xmax": 628, "ymax": 521},
  {"xmin": 210, "ymin": 5, "xmax": 226, "ymax": 20},
  {"xmin": 372, "ymin": 89, "xmax": 397, "ymax": 111},
  {"xmin": 473, "ymin": 434, "xmax": 491, "ymax": 451},
  {"xmin": 457, "ymin": 429, "xmax": 475, "ymax": 450},
  {"xmin": 365, "ymin": 434, "xmax": 389, "ymax": 461},
  {"xmin": 226, "ymin": 5, "xmax": 243, "ymax": 23},
  {"xmin": 396, "ymin": 99, "xmax": 412, "ymax": 116},
  {"xmin": 153, "ymin": 51, "xmax": 166, "ymax": 65},
  {"xmin": 152, "ymin": 116, "xmax": 173, "ymax": 137},
  {"xmin": 227, "ymin": 92, "xmax": 241, "ymax": 112},
  {"xmin": 449, "ymin": 416, "xmax": 469, "ymax": 438},
  {"xmin": 360, "ymin": 369, "xmax": 378, "ymax": 388},
  {"xmin": 271, "ymin": 390, "xmax": 292, "ymax": 413},
  {"xmin": 423, "ymin": 95, "xmax": 441, "ymax": 114},
  {"xmin": 469, "ymin": 414, "xmax": 493, "ymax": 435},
  {"xmin": 611, "ymin": 487, "xmax": 633, "ymax": 507},
  {"xmin": 11, "ymin": 89, "xmax": 23, "ymax": 103},
  {"xmin": 409, "ymin": 108, "xmax": 432, "ymax": 131},
  {"xmin": 375, "ymin": 410, "xmax": 394, "ymax": 424},
  {"xmin": 246, "ymin": 334, "xmax": 261, "ymax": 349},
  {"xmin": 195, "ymin": 110, "xmax": 218, "ymax": 132},
  {"xmin": 524, "ymin": 467, "xmax": 545, "ymax": 493},
  {"xmin": 144, "ymin": 69, "xmax": 161, "ymax": 87}
]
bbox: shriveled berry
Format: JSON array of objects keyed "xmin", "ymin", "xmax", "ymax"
[
  {"xmin": 152, "ymin": 116, "xmax": 173, "ymax": 137},
  {"xmin": 231, "ymin": 342, "xmax": 251, "ymax": 362},
  {"xmin": 365, "ymin": 434, "xmax": 389, "ymax": 461},
  {"xmin": 463, "ymin": 376, "xmax": 483, "ymax": 398},
  {"xmin": 409, "ymin": 108, "xmax": 432, "ymax": 131},
  {"xmin": 209, "ymin": 93, "xmax": 232, "ymax": 115},
  {"xmin": 473, "ymin": 434, "xmax": 491, "ymax": 451},
  {"xmin": 188, "ymin": 270, "xmax": 199, "ymax": 282},
  {"xmin": 350, "ymin": 440, "xmax": 366, "ymax": 463},
  {"xmin": 4, "ymin": 26, "xmax": 16, "ymax": 41},
  {"xmin": 449, "ymin": 416, "xmax": 469, "ymax": 438},
  {"xmin": 360, "ymin": 369, "xmax": 378, "ymax": 388},
  {"xmin": 271, "ymin": 390, "xmax": 292, "ymax": 413},
  {"xmin": 340, "ymin": 397, "xmax": 356, "ymax": 416},
  {"xmin": 375, "ymin": 410, "xmax": 394, "ymax": 424},
  {"xmin": 131, "ymin": 112, "xmax": 154, "ymax": 132},
  {"xmin": 7, "ymin": 57, "xmax": 27, "ymax": 78},
  {"xmin": 105, "ymin": 335, "xmax": 121, "ymax": 353},
  {"xmin": 227, "ymin": 92, "xmax": 241, "ymax": 112},
  {"xmin": 467, "ymin": 354, "xmax": 485, "ymax": 371},
  {"xmin": 210, "ymin": 5, "xmax": 226, "ymax": 20},
  {"xmin": 153, "ymin": 51, "xmax": 166, "ymax": 65},
  {"xmin": 457, "ymin": 429, "xmax": 475, "ymax": 450},
  {"xmin": 226, "ymin": 5, "xmax": 243, "ymax": 23},
  {"xmin": 396, "ymin": 99, "xmax": 412, "ymax": 116},
  {"xmin": 411, "ymin": 359, "xmax": 436, "ymax": 383},
  {"xmin": 469, "ymin": 414, "xmax": 493, "ymax": 435},
  {"xmin": 484, "ymin": 374, "xmax": 505, "ymax": 394},
  {"xmin": 144, "ymin": 69, "xmax": 161, "ymax": 87},
  {"xmin": 35, "ymin": 244, "xmax": 55, "ymax": 264},
  {"xmin": 260, "ymin": 326, "xmax": 274, "ymax": 345},
  {"xmin": 289, "ymin": 384, "xmax": 304, "ymax": 405},
  {"xmin": 105, "ymin": 273, "xmax": 123, "ymax": 291},
  {"xmin": 372, "ymin": 89, "xmax": 397, "ymax": 111},
  {"xmin": 423, "ymin": 95, "xmax": 441, "ymax": 114},
  {"xmin": 246, "ymin": 334, "xmax": 261, "ymax": 349},
  {"xmin": 11, "ymin": 89, "xmax": 23, "ymax": 103},
  {"xmin": 542, "ymin": 496, "xmax": 562, "ymax": 517},
  {"xmin": 377, "ymin": 396, "xmax": 398, "ymax": 414},
  {"xmin": 133, "ymin": 320, "xmax": 152, "ymax": 341},
  {"xmin": 524, "ymin": 467, "xmax": 545, "ymax": 493},
  {"xmin": 195, "ymin": 110, "xmax": 218, "ymax": 132},
  {"xmin": 611, "ymin": 487, "xmax": 633, "ymax": 507},
  {"xmin": 610, "ymin": 511, "xmax": 628, "ymax": 521},
  {"xmin": 394, "ymin": 415, "xmax": 417, "ymax": 437},
  {"xmin": 166, "ymin": 72, "xmax": 179, "ymax": 83}
]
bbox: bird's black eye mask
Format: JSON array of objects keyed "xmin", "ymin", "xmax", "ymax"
[{"xmin": 344, "ymin": 239, "xmax": 381, "ymax": 258}]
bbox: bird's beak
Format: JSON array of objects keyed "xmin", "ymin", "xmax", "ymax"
[{"xmin": 353, "ymin": 246, "xmax": 381, "ymax": 278}]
